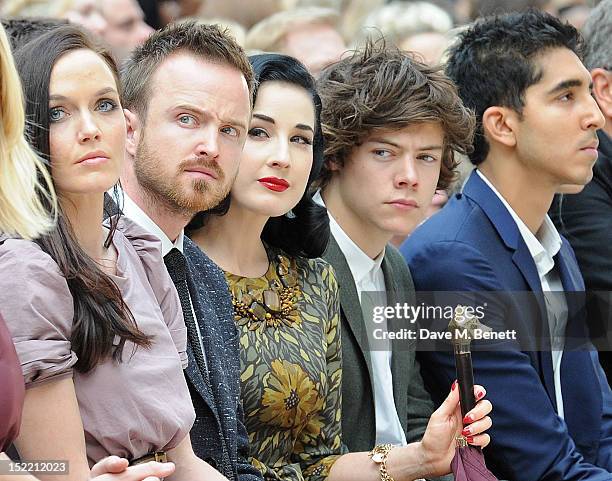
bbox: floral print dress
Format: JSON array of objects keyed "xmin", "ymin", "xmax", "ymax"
[{"xmin": 225, "ymin": 248, "xmax": 344, "ymax": 481}]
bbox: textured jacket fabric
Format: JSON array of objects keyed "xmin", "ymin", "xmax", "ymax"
[
  {"xmin": 322, "ymin": 239, "xmax": 440, "ymax": 456},
  {"xmin": 183, "ymin": 237, "xmax": 263, "ymax": 481}
]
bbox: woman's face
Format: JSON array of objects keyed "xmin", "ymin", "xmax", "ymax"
[
  {"xmin": 48, "ymin": 48, "xmax": 125, "ymax": 198},
  {"xmin": 231, "ymin": 81, "xmax": 316, "ymax": 217}
]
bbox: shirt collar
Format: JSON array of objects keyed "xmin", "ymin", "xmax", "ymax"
[
  {"xmin": 115, "ymin": 187, "xmax": 184, "ymax": 256},
  {"xmin": 476, "ymin": 170, "xmax": 561, "ymax": 276},
  {"xmin": 313, "ymin": 191, "xmax": 385, "ymax": 284}
]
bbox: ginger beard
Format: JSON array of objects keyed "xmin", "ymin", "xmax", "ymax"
[{"xmin": 134, "ymin": 133, "xmax": 233, "ymax": 216}]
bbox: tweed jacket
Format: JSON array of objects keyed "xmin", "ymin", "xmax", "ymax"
[
  {"xmin": 183, "ymin": 238, "xmax": 263, "ymax": 481},
  {"xmin": 322, "ymin": 237, "xmax": 438, "ymax": 452}
]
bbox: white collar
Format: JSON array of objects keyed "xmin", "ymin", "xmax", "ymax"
[
  {"xmin": 476, "ymin": 170, "xmax": 561, "ymax": 275},
  {"xmin": 313, "ymin": 191, "xmax": 385, "ymax": 284},
  {"xmin": 114, "ymin": 188, "xmax": 185, "ymax": 256}
]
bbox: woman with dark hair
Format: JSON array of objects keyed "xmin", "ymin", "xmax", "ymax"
[
  {"xmin": 188, "ymin": 53, "xmax": 493, "ymax": 481},
  {"xmin": 0, "ymin": 25, "xmax": 224, "ymax": 481}
]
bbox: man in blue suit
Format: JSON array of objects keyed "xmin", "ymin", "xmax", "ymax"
[{"xmin": 401, "ymin": 10, "xmax": 612, "ymax": 481}]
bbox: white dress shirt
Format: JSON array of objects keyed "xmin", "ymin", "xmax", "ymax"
[
  {"xmin": 117, "ymin": 189, "xmax": 206, "ymax": 365},
  {"xmin": 476, "ymin": 170, "xmax": 567, "ymax": 418},
  {"xmin": 314, "ymin": 192, "xmax": 407, "ymax": 445}
]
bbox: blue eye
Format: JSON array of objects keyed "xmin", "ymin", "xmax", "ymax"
[
  {"xmin": 97, "ymin": 99, "xmax": 117, "ymax": 112},
  {"xmin": 221, "ymin": 126, "xmax": 239, "ymax": 137},
  {"xmin": 178, "ymin": 115, "xmax": 196, "ymax": 125},
  {"xmin": 49, "ymin": 108, "xmax": 66, "ymax": 122}
]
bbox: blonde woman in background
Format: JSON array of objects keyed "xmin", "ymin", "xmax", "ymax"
[
  {"xmin": 1, "ymin": 0, "xmax": 107, "ymax": 36},
  {"xmin": 0, "ymin": 24, "xmax": 173, "ymax": 481}
]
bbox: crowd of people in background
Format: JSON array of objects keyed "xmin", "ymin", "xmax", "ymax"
[{"xmin": 0, "ymin": 1, "xmax": 610, "ymax": 481}]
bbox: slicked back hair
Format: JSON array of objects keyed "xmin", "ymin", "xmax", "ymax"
[
  {"xmin": 445, "ymin": 9, "xmax": 583, "ymax": 166},
  {"xmin": 121, "ymin": 20, "xmax": 254, "ymax": 120},
  {"xmin": 316, "ymin": 39, "xmax": 474, "ymax": 190}
]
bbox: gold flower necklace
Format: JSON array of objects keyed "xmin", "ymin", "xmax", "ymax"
[{"xmin": 227, "ymin": 253, "xmax": 302, "ymax": 329}]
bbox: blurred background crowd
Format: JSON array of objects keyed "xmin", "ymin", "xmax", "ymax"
[
  {"xmin": 0, "ymin": 0, "xmax": 605, "ymax": 247},
  {"xmin": 0, "ymin": 0, "xmax": 602, "ymax": 72}
]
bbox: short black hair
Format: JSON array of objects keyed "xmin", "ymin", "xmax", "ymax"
[
  {"xmin": 187, "ymin": 53, "xmax": 330, "ymax": 259},
  {"xmin": 445, "ymin": 9, "xmax": 583, "ymax": 165}
]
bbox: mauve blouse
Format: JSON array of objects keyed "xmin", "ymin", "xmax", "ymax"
[
  {"xmin": 0, "ymin": 314, "xmax": 24, "ymax": 452},
  {"xmin": 0, "ymin": 217, "xmax": 195, "ymax": 465}
]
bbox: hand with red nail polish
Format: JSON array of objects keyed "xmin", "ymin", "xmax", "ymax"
[{"xmin": 417, "ymin": 383, "xmax": 493, "ymax": 477}]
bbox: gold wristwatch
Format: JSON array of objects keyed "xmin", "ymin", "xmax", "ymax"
[{"xmin": 369, "ymin": 444, "xmax": 395, "ymax": 481}]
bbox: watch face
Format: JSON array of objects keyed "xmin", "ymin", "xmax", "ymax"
[{"xmin": 372, "ymin": 453, "xmax": 384, "ymax": 463}]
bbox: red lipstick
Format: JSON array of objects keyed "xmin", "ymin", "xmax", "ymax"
[{"xmin": 258, "ymin": 177, "xmax": 290, "ymax": 192}]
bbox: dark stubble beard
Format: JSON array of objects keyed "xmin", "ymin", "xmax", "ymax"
[{"xmin": 134, "ymin": 136, "xmax": 232, "ymax": 216}]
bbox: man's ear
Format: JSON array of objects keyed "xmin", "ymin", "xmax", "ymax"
[
  {"xmin": 482, "ymin": 106, "xmax": 518, "ymax": 149},
  {"xmin": 124, "ymin": 108, "xmax": 141, "ymax": 157},
  {"xmin": 592, "ymin": 68, "xmax": 612, "ymax": 120}
]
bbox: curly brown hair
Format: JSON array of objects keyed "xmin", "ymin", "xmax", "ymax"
[{"xmin": 315, "ymin": 40, "xmax": 475, "ymax": 190}]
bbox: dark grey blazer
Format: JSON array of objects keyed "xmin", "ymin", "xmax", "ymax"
[
  {"xmin": 322, "ymin": 237, "xmax": 438, "ymax": 452},
  {"xmin": 180, "ymin": 238, "xmax": 262, "ymax": 481}
]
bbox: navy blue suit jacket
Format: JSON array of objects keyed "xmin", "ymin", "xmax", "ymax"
[{"xmin": 401, "ymin": 171, "xmax": 612, "ymax": 481}]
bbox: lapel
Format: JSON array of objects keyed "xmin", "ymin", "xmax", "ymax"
[
  {"xmin": 323, "ymin": 236, "xmax": 374, "ymax": 380},
  {"xmin": 383, "ymin": 254, "xmax": 410, "ymax": 421},
  {"xmin": 463, "ymin": 172, "xmax": 556, "ymax": 401},
  {"xmin": 183, "ymin": 266, "xmax": 221, "ymax": 420},
  {"xmin": 557, "ymin": 244, "xmax": 601, "ymax": 446}
]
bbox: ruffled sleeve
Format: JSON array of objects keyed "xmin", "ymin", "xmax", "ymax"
[
  {"xmin": 114, "ymin": 216, "xmax": 187, "ymax": 368},
  {"xmin": 0, "ymin": 238, "xmax": 77, "ymax": 387}
]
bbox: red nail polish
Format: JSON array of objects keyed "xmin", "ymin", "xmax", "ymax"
[
  {"xmin": 462, "ymin": 427, "xmax": 471, "ymax": 436},
  {"xmin": 466, "ymin": 436, "xmax": 474, "ymax": 444},
  {"xmin": 463, "ymin": 414, "xmax": 473, "ymax": 424},
  {"xmin": 477, "ymin": 390, "xmax": 485, "ymax": 400},
  {"xmin": 452, "ymin": 380, "xmax": 458, "ymax": 391}
]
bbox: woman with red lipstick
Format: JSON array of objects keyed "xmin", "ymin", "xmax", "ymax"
[
  {"xmin": 0, "ymin": 25, "xmax": 223, "ymax": 481},
  {"xmin": 188, "ymin": 54, "xmax": 492, "ymax": 481}
]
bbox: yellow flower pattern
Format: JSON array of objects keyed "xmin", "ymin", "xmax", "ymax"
[{"xmin": 226, "ymin": 250, "xmax": 344, "ymax": 481}]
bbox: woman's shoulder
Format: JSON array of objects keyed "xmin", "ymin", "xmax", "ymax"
[
  {"xmin": 113, "ymin": 215, "xmax": 164, "ymax": 258},
  {"xmin": 0, "ymin": 236, "xmax": 65, "ymax": 284}
]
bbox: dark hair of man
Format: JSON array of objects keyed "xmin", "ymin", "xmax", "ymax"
[
  {"xmin": 187, "ymin": 53, "xmax": 330, "ymax": 258},
  {"xmin": 445, "ymin": 9, "xmax": 583, "ymax": 166},
  {"xmin": 1, "ymin": 17, "xmax": 68, "ymax": 50},
  {"xmin": 315, "ymin": 40, "xmax": 474, "ymax": 190},
  {"xmin": 14, "ymin": 25, "xmax": 151, "ymax": 373},
  {"xmin": 581, "ymin": 0, "xmax": 612, "ymax": 71},
  {"xmin": 121, "ymin": 20, "xmax": 254, "ymax": 121}
]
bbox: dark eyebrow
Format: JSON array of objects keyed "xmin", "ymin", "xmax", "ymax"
[
  {"xmin": 547, "ymin": 78, "xmax": 592, "ymax": 96},
  {"xmin": 177, "ymin": 103, "xmax": 247, "ymax": 131},
  {"xmin": 295, "ymin": 123, "xmax": 314, "ymax": 133},
  {"xmin": 368, "ymin": 138, "xmax": 443, "ymax": 151},
  {"xmin": 49, "ymin": 86, "xmax": 118, "ymax": 101},
  {"xmin": 253, "ymin": 113, "xmax": 274, "ymax": 124},
  {"xmin": 368, "ymin": 137, "xmax": 401, "ymax": 149},
  {"xmin": 253, "ymin": 114, "xmax": 314, "ymax": 133}
]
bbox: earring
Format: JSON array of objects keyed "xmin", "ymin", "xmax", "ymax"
[{"xmin": 285, "ymin": 209, "xmax": 297, "ymax": 219}]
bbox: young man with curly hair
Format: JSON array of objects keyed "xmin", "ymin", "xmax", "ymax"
[{"xmin": 314, "ymin": 41, "xmax": 478, "ymax": 480}]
